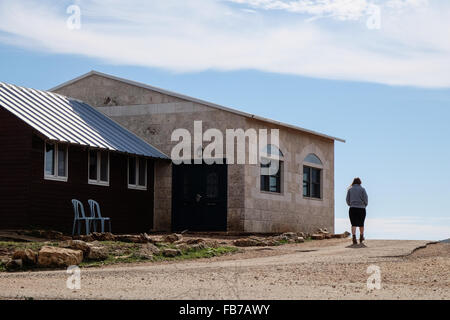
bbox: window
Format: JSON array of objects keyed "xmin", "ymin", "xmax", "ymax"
[
  {"xmin": 304, "ymin": 153, "xmax": 322, "ymax": 165},
  {"xmin": 44, "ymin": 143, "xmax": 68, "ymax": 181},
  {"xmin": 303, "ymin": 153, "xmax": 322, "ymax": 199},
  {"xmin": 88, "ymin": 150, "xmax": 109, "ymax": 186},
  {"xmin": 260, "ymin": 144, "xmax": 283, "ymax": 194},
  {"xmin": 261, "ymin": 161, "xmax": 282, "ymax": 193},
  {"xmin": 128, "ymin": 157, "xmax": 147, "ymax": 190}
]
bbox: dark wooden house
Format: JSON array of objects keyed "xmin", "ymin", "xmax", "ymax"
[{"xmin": 0, "ymin": 82, "xmax": 168, "ymax": 234}]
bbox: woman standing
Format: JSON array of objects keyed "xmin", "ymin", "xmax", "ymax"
[{"xmin": 346, "ymin": 178, "xmax": 368, "ymax": 245}]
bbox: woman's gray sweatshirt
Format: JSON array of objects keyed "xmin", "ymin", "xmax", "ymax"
[{"xmin": 346, "ymin": 184, "xmax": 368, "ymax": 208}]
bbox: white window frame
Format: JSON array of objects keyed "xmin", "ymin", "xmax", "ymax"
[
  {"xmin": 128, "ymin": 157, "xmax": 148, "ymax": 190},
  {"xmin": 88, "ymin": 150, "xmax": 110, "ymax": 186},
  {"xmin": 44, "ymin": 142, "xmax": 68, "ymax": 182}
]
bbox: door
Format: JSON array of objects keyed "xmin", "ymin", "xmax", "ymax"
[{"xmin": 172, "ymin": 162, "xmax": 227, "ymax": 231}]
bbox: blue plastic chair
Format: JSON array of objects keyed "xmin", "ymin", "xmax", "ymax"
[
  {"xmin": 88, "ymin": 199, "xmax": 112, "ymax": 233},
  {"xmin": 71, "ymin": 199, "xmax": 95, "ymax": 235}
]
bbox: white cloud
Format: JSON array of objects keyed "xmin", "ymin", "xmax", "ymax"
[
  {"xmin": 0, "ymin": 0, "xmax": 449, "ymax": 87},
  {"xmin": 336, "ymin": 217, "xmax": 450, "ymax": 241},
  {"xmin": 226, "ymin": 0, "xmax": 429, "ymax": 20}
]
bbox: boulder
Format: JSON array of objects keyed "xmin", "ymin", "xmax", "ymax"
[
  {"xmin": 12, "ymin": 249, "xmax": 37, "ymax": 266},
  {"xmin": 295, "ymin": 237, "xmax": 305, "ymax": 243},
  {"xmin": 233, "ymin": 237, "xmax": 264, "ymax": 247},
  {"xmin": 186, "ymin": 238, "xmax": 205, "ymax": 245},
  {"xmin": 41, "ymin": 230, "xmax": 67, "ymax": 240},
  {"xmin": 311, "ymin": 234, "xmax": 325, "ymax": 240},
  {"xmin": 189, "ymin": 243, "xmax": 207, "ymax": 251},
  {"xmin": 204, "ymin": 240, "xmax": 219, "ymax": 248},
  {"xmin": 37, "ymin": 246, "xmax": 83, "ymax": 268},
  {"xmin": 162, "ymin": 248, "xmax": 181, "ymax": 257},
  {"xmin": 6, "ymin": 259, "xmax": 23, "ymax": 271},
  {"xmin": 332, "ymin": 231, "xmax": 351, "ymax": 239},
  {"xmin": 91, "ymin": 232, "xmax": 115, "ymax": 241},
  {"xmin": 297, "ymin": 232, "xmax": 307, "ymax": 239},
  {"xmin": 116, "ymin": 234, "xmax": 147, "ymax": 243},
  {"xmin": 60, "ymin": 240, "xmax": 91, "ymax": 257},
  {"xmin": 77, "ymin": 234, "xmax": 94, "ymax": 242},
  {"xmin": 281, "ymin": 232, "xmax": 297, "ymax": 239},
  {"xmin": 141, "ymin": 233, "xmax": 158, "ymax": 243},
  {"xmin": 162, "ymin": 233, "xmax": 182, "ymax": 243},
  {"xmin": 138, "ymin": 243, "xmax": 161, "ymax": 259},
  {"xmin": 264, "ymin": 238, "xmax": 280, "ymax": 246},
  {"xmin": 87, "ymin": 246, "xmax": 108, "ymax": 261},
  {"xmin": 141, "ymin": 243, "xmax": 161, "ymax": 255},
  {"xmin": 175, "ymin": 243, "xmax": 190, "ymax": 251}
]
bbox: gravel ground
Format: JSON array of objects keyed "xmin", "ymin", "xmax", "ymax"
[{"xmin": 0, "ymin": 239, "xmax": 448, "ymax": 300}]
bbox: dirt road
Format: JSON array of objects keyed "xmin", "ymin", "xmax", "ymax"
[{"xmin": 1, "ymin": 239, "xmax": 449, "ymax": 300}]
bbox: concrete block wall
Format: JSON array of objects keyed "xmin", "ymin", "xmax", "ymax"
[{"xmin": 242, "ymin": 118, "xmax": 335, "ymax": 234}]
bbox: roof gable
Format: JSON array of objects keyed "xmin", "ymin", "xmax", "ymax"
[{"xmin": 0, "ymin": 82, "xmax": 168, "ymax": 159}]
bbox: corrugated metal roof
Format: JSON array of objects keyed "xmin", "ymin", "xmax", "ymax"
[{"xmin": 0, "ymin": 82, "xmax": 168, "ymax": 159}]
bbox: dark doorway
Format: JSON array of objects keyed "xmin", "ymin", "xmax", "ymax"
[{"xmin": 172, "ymin": 161, "xmax": 227, "ymax": 231}]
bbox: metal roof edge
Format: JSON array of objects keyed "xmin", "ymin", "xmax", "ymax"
[{"xmin": 50, "ymin": 71, "xmax": 345, "ymax": 143}]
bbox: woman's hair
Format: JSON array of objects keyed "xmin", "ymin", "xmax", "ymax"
[{"xmin": 351, "ymin": 177, "xmax": 362, "ymax": 186}]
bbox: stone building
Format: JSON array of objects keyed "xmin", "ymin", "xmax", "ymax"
[{"xmin": 52, "ymin": 71, "xmax": 344, "ymax": 234}]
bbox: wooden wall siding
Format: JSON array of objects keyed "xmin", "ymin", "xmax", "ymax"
[
  {"xmin": 0, "ymin": 107, "xmax": 32, "ymax": 229},
  {"xmin": 0, "ymin": 104, "xmax": 155, "ymax": 233},
  {"xmin": 29, "ymin": 136, "xmax": 155, "ymax": 234}
]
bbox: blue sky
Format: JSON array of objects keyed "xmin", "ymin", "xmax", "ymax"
[{"xmin": 1, "ymin": 0, "xmax": 449, "ymax": 240}]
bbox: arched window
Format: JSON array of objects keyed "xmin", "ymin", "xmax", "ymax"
[
  {"xmin": 304, "ymin": 153, "xmax": 322, "ymax": 165},
  {"xmin": 260, "ymin": 144, "xmax": 284, "ymax": 193},
  {"xmin": 303, "ymin": 153, "xmax": 323, "ymax": 199},
  {"xmin": 262, "ymin": 144, "xmax": 284, "ymax": 158}
]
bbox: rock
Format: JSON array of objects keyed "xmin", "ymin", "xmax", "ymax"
[
  {"xmin": 295, "ymin": 237, "xmax": 305, "ymax": 243},
  {"xmin": 138, "ymin": 243, "xmax": 161, "ymax": 259},
  {"xmin": 186, "ymin": 238, "xmax": 205, "ymax": 245},
  {"xmin": 281, "ymin": 232, "xmax": 297, "ymax": 239},
  {"xmin": 311, "ymin": 234, "xmax": 325, "ymax": 240},
  {"xmin": 204, "ymin": 240, "xmax": 219, "ymax": 248},
  {"xmin": 297, "ymin": 232, "xmax": 307, "ymax": 239},
  {"xmin": 12, "ymin": 249, "xmax": 37, "ymax": 266},
  {"xmin": 190, "ymin": 243, "xmax": 207, "ymax": 251},
  {"xmin": 6, "ymin": 259, "xmax": 23, "ymax": 271},
  {"xmin": 162, "ymin": 233, "xmax": 182, "ymax": 243},
  {"xmin": 115, "ymin": 234, "xmax": 148, "ymax": 243},
  {"xmin": 264, "ymin": 239, "xmax": 279, "ymax": 246},
  {"xmin": 42, "ymin": 230, "xmax": 66, "ymax": 240},
  {"xmin": 233, "ymin": 237, "xmax": 263, "ymax": 247},
  {"xmin": 91, "ymin": 232, "xmax": 115, "ymax": 241},
  {"xmin": 37, "ymin": 246, "xmax": 83, "ymax": 268},
  {"xmin": 162, "ymin": 248, "xmax": 181, "ymax": 257},
  {"xmin": 60, "ymin": 240, "xmax": 91, "ymax": 257},
  {"xmin": 332, "ymin": 231, "xmax": 351, "ymax": 239},
  {"xmin": 140, "ymin": 233, "xmax": 160, "ymax": 243},
  {"xmin": 141, "ymin": 243, "xmax": 160, "ymax": 255},
  {"xmin": 87, "ymin": 246, "xmax": 108, "ymax": 261},
  {"xmin": 74, "ymin": 234, "xmax": 94, "ymax": 242},
  {"xmin": 175, "ymin": 243, "xmax": 190, "ymax": 251},
  {"xmin": 317, "ymin": 228, "xmax": 330, "ymax": 235}
]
